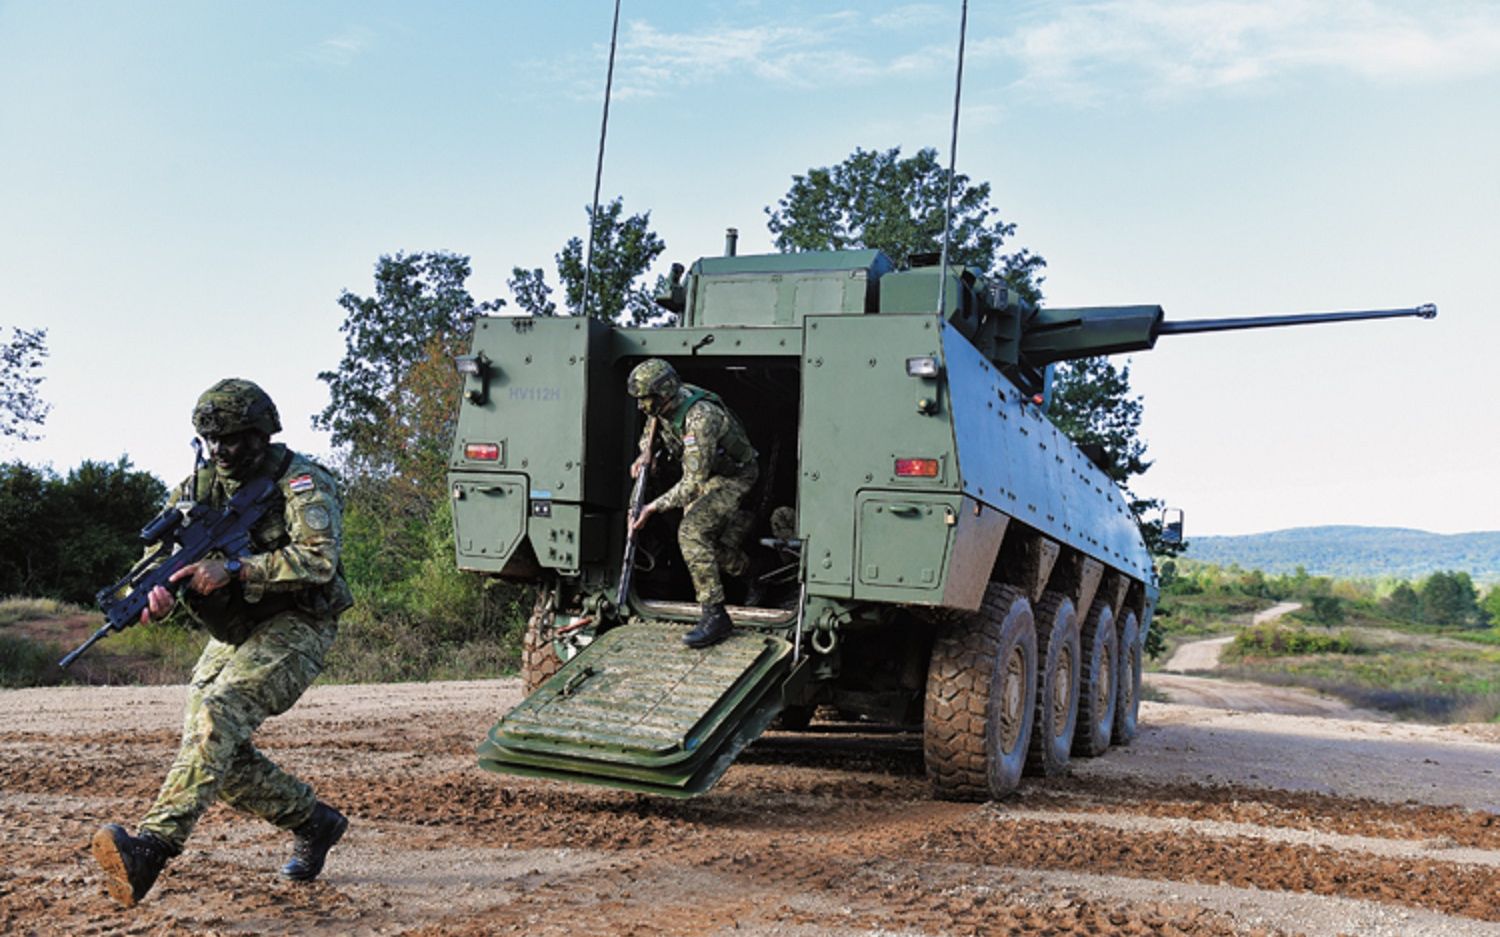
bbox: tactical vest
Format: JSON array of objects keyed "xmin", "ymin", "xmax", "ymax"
[
  {"xmin": 669, "ymin": 386, "xmax": 756, "ymax": 470},
  {"xmin": 179, "ymin": 445, "xmax": 349, "ymax": 644}
]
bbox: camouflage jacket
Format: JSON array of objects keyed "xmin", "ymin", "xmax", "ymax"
[
  {"xmin": 157, "ymin": 443, "xmax": 353, "ymax": 644},
  {"xmin": 643, "ymin": 385, "xmax": 757, "ymax": 513}
]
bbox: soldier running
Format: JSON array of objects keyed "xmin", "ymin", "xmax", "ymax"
[
  {"xmin": 91, "ymin": 379, "xmax": 354, "ymax": 907},
  {"xmin": 627, "ymin": 359, "xmax": 758, "ymax": 648}
]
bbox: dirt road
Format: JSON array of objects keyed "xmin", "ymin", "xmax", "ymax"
[{"xmin": 3, "ymin": 679, "xmax": 1498, "ymax": 936}]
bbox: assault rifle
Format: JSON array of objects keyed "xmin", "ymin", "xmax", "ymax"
[
  {"xmin": 616, "ymin": 417, "xmax": 657, "ymax": 610},
  {"xmin": 59, "ymin": 458, "xmax": 280, "ymax": 669}
]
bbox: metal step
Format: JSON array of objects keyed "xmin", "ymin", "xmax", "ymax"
[{"xmin": 477, "ymin": 621, "xmax": 792, "ymax": 797}]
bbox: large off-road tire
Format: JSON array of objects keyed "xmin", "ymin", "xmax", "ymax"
[
  {"xmin": 521, "ymin": 588, "xmax": 564, "ymax": 694},
  {"xmin": 1025, "ymin": 591, "xmax": 1080, "ymax": 778},
  {"xmin": 1072, "ymin": 601, "xmax": 1118, "ymax": 758},
  {"xmin": 924, "ymin": 583, "xmax": 1037, "ymax": 801},
  {"xmin": 1113, "ymin": 609, "xmax": 1143, "ymax": 745}
]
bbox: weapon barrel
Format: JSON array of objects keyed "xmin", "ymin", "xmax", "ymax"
[
  {"xmin": 1157, "ymin": 304, "xmax": 1437, "ymax": 336},
  {"xmin": 1018, "ymin": 302, "xmax": 1436, "ymax": 366}
]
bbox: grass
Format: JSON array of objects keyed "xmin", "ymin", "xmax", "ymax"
[
  {"xmin": 0, "ymin": 596, "xmax": 80, "ymax": 627},
  {"xmin": 0, "ymin": 592, "xmax": 528, "ymax": 688},
  {"xmin": 1220, "ymin": 626, "xmax": 1500, "ymax": 723}
]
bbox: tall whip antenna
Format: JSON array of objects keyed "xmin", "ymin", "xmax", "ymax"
[
  {"xmin": 936, "ymin": 0, "xmax": 969, "ymax": 315},
  {"xmin": 580, "ymin": 0, "xmax": 623, "ymax": 318}
]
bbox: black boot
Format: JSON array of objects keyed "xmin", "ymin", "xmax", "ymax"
[
  {"xmin": 683, "ymin": 602, "xmax": 733, "ymax": 649},
  {"xmin": 280, "ymin": 802, "xmax": 348, "ymax": 882},
  {"xmin": 92, "ymin": 824, "xmax": 172, "ymax": 908}
]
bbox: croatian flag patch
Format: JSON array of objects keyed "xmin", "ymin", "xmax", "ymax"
[{"xmin": 289, "ymin": 474, "xmax": 315, "ymax": 493}]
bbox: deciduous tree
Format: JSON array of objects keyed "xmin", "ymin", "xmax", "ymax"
[
  {"xmin": 509, "ymin": 197, "xmax": 666, "ymax": 325},
  {"xmin": 1, "ymin": 328, "xmax": 50, "ymax": 440},
  {"xmin": 316, "ymin": 252, "xmax": 504, "ymax": 480}
]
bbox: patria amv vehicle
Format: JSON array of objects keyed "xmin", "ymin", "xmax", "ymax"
[{"xmin": 448, "ymin": 239, "xmax": 1434, "ymax": 799}]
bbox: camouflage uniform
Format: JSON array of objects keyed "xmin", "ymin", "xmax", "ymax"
[
  {"xmin": 137, "ymin": 444, "xmax": 352, "ymax": 854},
  {"xmin": 642, "ymin": 384, "xmax": 758, "ymax": 606}
]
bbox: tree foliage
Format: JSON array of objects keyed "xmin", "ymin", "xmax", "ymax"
[
  {"xmin": 316, "ymin": 252, "xmax": 504, "ymax": 484},
  {"xmin": 1418, "ymin": 570, "xmax": 1486, "ymax": 628},
  {"xmin": 1, "ymin": 328, "xmax": 50, "ymax": 440},
  {"xmin": 765, "ymin": 146, "xmax": 1045, "ymax": 299},
  {"xmin": 767, "ymin": 146, "xmax": 1176, "ymax": 551},
  {"xmin": 509, "ymin": 197, "xmax": 667, "ymax": 325},
  {"xmin": 0, "ymin": 458, "xmax": 166, "ymax": 603}
]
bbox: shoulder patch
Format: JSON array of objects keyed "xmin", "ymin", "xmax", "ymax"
[
  {"xmin": 682, "ymin": 434, "xmax": 697, "ymax": 446},
  {"xmin": 302, "ymin": 504, "xmax": 333, "ymax": 531},
  {"xmin": 288, "ymin": 473, "xmax": 315, "ymax": 493}
]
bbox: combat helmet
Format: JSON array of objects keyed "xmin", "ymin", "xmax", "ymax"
[
  {"xmin": 627, "ymin": 359, "xmax": 681, "ymax": 400},
  {"xmin": 192, "ymin": 378, "xmax": 282, "ymax": 437}
]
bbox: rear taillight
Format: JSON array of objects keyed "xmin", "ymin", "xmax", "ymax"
[
  {"xmin": 894, "ymin": 458, "xmax": 939, "ymax": 478},
  {"xmin": 465, "ymin": 442, "xmax": 500, "ymax": 461}
]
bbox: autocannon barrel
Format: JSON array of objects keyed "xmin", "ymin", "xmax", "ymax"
[
  {"xmin": 1155, "ymin": 303, "xmax": 1437, "ymax": 336},
  {"xmin": 1018, "ymin": 302, "xmax": 1436, "ymax": 366}
]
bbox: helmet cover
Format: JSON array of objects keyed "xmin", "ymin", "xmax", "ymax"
[
  {"xmin": 627, "ymin": 359, "xmax": 680, "ymax": 400},
  {"xmin": 192, "ymin": 378, "xmax": 282, "ymax": 437}
]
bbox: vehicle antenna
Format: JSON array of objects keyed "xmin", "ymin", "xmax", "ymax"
[
  {"xmin": 936, "ymin": 0, "xmax": 969, "ymax": 316},
  {"xmin": 580, "ymin": 0, "xmax": 623, "ymax": 319}
]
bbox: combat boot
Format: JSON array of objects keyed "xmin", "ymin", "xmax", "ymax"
[
  {"xmin": 280, "ymin": 801, "xmax": 348, "ymax": 882},
  {"xmin": 92, "ymin": 824, "xmax": 173, "ymax": 908},
  {"xmin": 684, "ymin": 602, "xmax": 733, "ymax": 649}
]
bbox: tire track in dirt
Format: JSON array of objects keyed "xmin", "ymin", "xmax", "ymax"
[{"xmin": 4, "ymin": 679, "xmax": 1499, "ymax": 936}]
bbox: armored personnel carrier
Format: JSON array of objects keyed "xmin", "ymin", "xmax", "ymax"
[{"xmin": 448, "ymin": 240, "xmax": 1433, "ymax": 800}]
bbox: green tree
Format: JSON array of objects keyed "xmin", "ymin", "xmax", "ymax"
[
  {"xmin": 48, "ymin": 459, "xmax": 168, "ymax": 603},
  {"xmin": 765, "ymin": 146, "xmax": 1045, "ymax": 298},
  {"xmin": 1383, "ymin": 582, "xmax": 1421, "ymax": 621},
  {"xmin": 509, "ymin": 197, "xmax": 667, "ymax": 325},
  {"xmin": 1481, "ymin": 586, "xmax": 1500, "ymax": 625},
  {"xmin": 1308, "ymin": 595, "xmax": 1344, "ymax": 626},
  {"xmin": 0, "ymin": 461, "xmax": 51, "ymax": 593},
  {"xmin": 1420, "ymin": 570, "xmax": 1484, "ymax": 628},
  {"xmin": 1, "ymin": 327, "xmax": 50, "ymax": 440},
  {"xmin": 316, "ymin": 252, "xmax": 504, "ymax": 479},
  {"xmin": 0, "ymin": 458, "xmax": 165, "ymax": 603}
]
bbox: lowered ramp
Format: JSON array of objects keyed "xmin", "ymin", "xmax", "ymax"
[{"xmin": 478, "ymin": 622, "xmax": 794, "ymax": 797}]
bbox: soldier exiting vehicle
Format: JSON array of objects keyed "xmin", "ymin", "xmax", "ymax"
[
  {"xmin": 91, "ymin": 379, "xmax": 354, "ymax": 907},
  {"xmin": 627, "ymin": 358, "xmax": 758, "ymax": 648}
]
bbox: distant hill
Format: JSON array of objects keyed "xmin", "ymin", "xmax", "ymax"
[{"xmin": 1182, "ymin": 526, "xmax": 1500, "ymax": 584}]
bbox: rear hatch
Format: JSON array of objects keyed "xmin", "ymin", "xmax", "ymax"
[{"xmin": 478, "ymin": 621, "xmax": 794, "ymax": 797}]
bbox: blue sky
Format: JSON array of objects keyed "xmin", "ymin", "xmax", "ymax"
[{"xmin": 3, "ymin": 1, "xmax": 1496, "ymax": 536}]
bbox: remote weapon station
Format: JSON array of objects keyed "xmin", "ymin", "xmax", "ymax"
[{"xmin": 449, "ymin": 239, "xmax": 1435, "ymax": 799}]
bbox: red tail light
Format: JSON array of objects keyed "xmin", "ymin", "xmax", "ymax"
[
  {"xmin": 894, "ymin": 458, "xmax": 939, "ymax": 478},
  {"xmin": 464, "ymin": 442, "xmax": 501, "ymax": 461}
]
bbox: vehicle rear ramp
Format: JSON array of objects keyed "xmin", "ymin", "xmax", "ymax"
[{"xmin": 478, "ymin": 621, "xmax": 794, "ymax": 797}]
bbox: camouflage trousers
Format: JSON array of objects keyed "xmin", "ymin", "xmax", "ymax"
[
  {"xmin": 138, "ymin": 611, "xmax": 337, "ymax": 853},
  {"xmin": 679, "ymin": 466, "xmax": 757, "ymax": 606}
]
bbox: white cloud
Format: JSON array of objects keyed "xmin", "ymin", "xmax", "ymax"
[
  {"xmin": 993, "ymin": 0, "xmax": 1500, "ymax": 103},
  {"xmin": 305, "ymin": 28, "xmax": 373, "ymax": 69}
]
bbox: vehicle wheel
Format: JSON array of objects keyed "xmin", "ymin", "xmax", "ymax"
[
  {"xmin": 1072, "ymin": 601, "xmax": 1117, "ymax": 758},
  {"xmin": 924, "ymin": 583, "xmax": 1037, "ymax": 801},
  {"xmin": 521, "ymin": 587, "xmax": 564, "ymax": 694},
  {"xmin": 1025, "ymin": 591, "xmax": 1080, "ymax": 777},
  {"xmin": 1113, "ymin": 609, "xmax": 1143, "ymax": 745}
]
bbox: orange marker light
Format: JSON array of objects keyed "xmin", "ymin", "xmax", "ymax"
[
  {"xmin": 894, "ymin": 458, "xmax": 940, "ymax": 477},
  {"xmin": 465, "ymin": 442, "xmax": 501, "ymax": 461}
]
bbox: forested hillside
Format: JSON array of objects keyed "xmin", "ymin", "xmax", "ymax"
[{"xmin": 1184, "ymin": 526, "xmax": 1500, "ymax": 583}]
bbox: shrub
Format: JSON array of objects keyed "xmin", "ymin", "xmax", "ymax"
[{"xmin": 1231, "ymin": 622, "xmax": 1358, "ymax": 657}]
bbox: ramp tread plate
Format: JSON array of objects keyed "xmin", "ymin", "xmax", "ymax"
[{"xmin": 491, "ymin": 622, "xmax": 789, "ymax": 763}]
